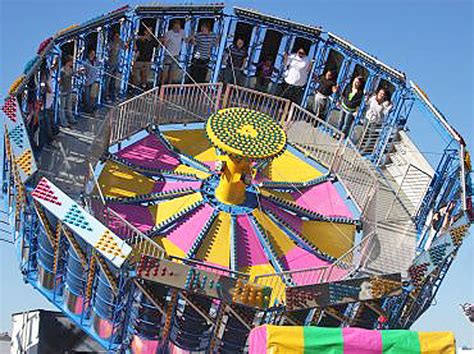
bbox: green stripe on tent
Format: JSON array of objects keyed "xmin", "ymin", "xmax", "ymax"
[
  {"xmin": 381, "ymin": 330, "xmax": 421, "ymax": 353},
  {"xmin": 304, "ymin": 327, "xmax": 344, "ymax": 354}
]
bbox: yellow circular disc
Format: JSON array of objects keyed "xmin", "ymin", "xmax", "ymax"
[{"xmin": 206, "ymin": 108, "xmax": 286, "ymax": 159}]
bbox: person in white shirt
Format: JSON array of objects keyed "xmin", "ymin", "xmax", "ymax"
[
  {"xmin": 365, "ymin": 88, "xmax": 393, "ymax": 124},
  {"xmin": 280, "ymin": 48, "xmax": 311, "ymax": 104},
  {"xmin": 354, "ymin": 87, "xmax": 393, "ymax": 144},
  {"xmin": 162, "ymin": 20, "xmax": 186, "ymax": 84}
]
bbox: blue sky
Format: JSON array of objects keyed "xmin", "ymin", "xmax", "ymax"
[{"xmin": 1, "ymin": 0, "xmax": 473, "ymax": 347}]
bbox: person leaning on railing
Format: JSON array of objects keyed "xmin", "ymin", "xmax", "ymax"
[{"xmin": 280, "ymin": 48, "xmax": 312, "ymax": 104}]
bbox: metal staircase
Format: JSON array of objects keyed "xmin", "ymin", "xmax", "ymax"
[
  {"xmin": 37, "ymin": 109, "xmax": 110, "ymax": 199},
  {"xmin": 381, "ymin": 130, "xmax": 433, "ymax": 217}
]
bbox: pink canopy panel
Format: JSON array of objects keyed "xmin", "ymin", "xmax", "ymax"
[
  {"xmin": 235, "ymin": 215, "xmax": 269, "ymax": 268},
  {"xmin": 116, "ymin": 134, "xmax": 181, "ymax": 170},
  {"xmin": 152, "ymin": 180, "xmax": 202, "ymax": 193},
  {"xmin": 165, "ymin": 204, "xmax": 214, "ymax": 253},
  {"xmin": 290, "ymin": 181, "xmax": 353, "ymax": 218},
  {"xmin": 279, "ymin": 247, "xmax": 331, "ymax": 285},
  {"xmin": 107, "ymin": 203, "xmax": 155, "ymax": 233},
  {"xmin": 261, "ymin": 198, "xmax": 303, "ymax": 232}
]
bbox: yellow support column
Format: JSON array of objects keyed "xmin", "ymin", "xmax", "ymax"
[
  {"xmin": 215, "ymin": 156, "xmax": 251, "ymax": 205},
  {"xmin": 206, "ymin": 108, "xmax": 286, "ymax": 206}
]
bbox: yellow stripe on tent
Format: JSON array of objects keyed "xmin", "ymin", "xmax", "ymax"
[
  {"xmin": 98, "ymin": 161, "xmax": 155, "ymax": 198},
  {"xmin": 195, "ymin": 212, "xmax": 231, "ymax": 268},
  {"xmin": 240, "ymin": 264, "xmax": 287, "ymax": 305},
  {"xmin": 266, "ymin": 325, "xmax": 304, "ymax": 354},
  {"xmin": 158, "ymin": 238, "xmax": 186, "ymax": 259},
  {"xmin": 164, "ymin": 129, "xmax": 217, "ymax": 163},
  {"xmin": 150, "ymin": 192, "xmax": 203, "ymax": 225},
  {"xmin": 262, "ymin": 150, "xmax": 323, "ymax": 183},
  {"xmin": 418, "ymin": 332, "xmax": 455, "ymax": 354},
  {"xmin": 301, "ymin": 221, "xmax": 355, "ymax": 258},
  {"xmin": 253, "ymin": 209, "xmax": 296, "ymax": 257}
]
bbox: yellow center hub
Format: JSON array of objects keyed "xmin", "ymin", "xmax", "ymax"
[
  {"xmin": 237, "ymin": 124, "xmax": 258, "ymax": 138},
  {"xmin": 206, "ymin": 108, "xmax": 287, "ymax": 205}
]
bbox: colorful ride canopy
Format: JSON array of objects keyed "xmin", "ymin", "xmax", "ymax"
[
  {"xmin": 248, "ymin": 325, "xmax": 455, "ymax": 354},
  {"xmin": 97, "ymin": 120, "xmax": 358, "ymax": 286}
]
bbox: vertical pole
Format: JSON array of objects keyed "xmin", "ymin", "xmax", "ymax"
[
  {"xmin": 74, "ymin": 36, "xmax": 85, "ymax": 115},
  {"xmin": 120, "ymin": 16, "xmax": 134, "ymax": 97},
  {"xmin": 97, "ymin": 25, "xmax": 107, "ymax": 106},
  {"xmin": 301, "ymin": 37, "xmax": 321, "ymax": 107}
]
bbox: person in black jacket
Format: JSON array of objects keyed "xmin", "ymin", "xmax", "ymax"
[
  {"xmin": 338, "ymin": 76, "xmax": 365, "ymax": 137},
  {"xmin": 312, "ymin": 69, "xmax": 337, "ymax": 119}
]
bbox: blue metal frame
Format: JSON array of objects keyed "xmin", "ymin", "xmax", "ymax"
[{"xmin": 1, "ymin": 4, "xmax": 472, "ymax": 352}]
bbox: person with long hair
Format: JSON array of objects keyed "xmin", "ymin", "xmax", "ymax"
[{"xmin": 338, "ymin": 75, "xmax": 365, "ymax": 137}]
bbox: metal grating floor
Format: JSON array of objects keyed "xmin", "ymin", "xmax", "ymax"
[{"xmin": 37, "ymin": 108, "xmax": 109, "ymax": 200}]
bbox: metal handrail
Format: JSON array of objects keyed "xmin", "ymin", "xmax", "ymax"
[
  {"xmin": 253, "ymin": 231, "xmax": 377, "ymax": 304},
  {"xmin": 103, "ymin": 206, "xmax": 166, "ymax": 262},
  {"xmin": 222, "ymin": 84, "xmax": 291, "ymax": 124}
]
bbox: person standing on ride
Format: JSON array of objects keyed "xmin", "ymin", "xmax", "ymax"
[
  {"xmin": 364, "ymin": 88, "xmax": 393, "ymax": 124},
  {"xmin": 188, "ymin": 22, "xmax": 218, "ymax": 83},
  {"xmin": 312, "ymin": 69, "xmax": 337, "ymax": 120},
  {"xmin": 106, "ymin": 31, "xmax": 127, "ymax": 102},
  {"xmin": 133, "ymin": 30, "xmax": 159, "ymax": 89},
  {"xmin": 162, "ymin": 20, "xmax": 186, "ymax": 84},
  {"xmin": 39, "ymin": 59, "xmax": 57, "ymax": 148},
  {"xmin": 281, "ymin": 48, "xmax": 311, "ymax": 104},
  {"xmin": 83, "ymin": 48, "xmax": 100, "ymax": 113},
  {"xmin": 59, "ymin": 55, "xmax": 77, "ymax": 127},
  {"xmin": 338, "ymin": 76, "xmax": 365, "ymax": 137},
  {"xmin": 222, "ymin": 37, "xmax": 248, "ymax": 86},
  {"xmin": 256, "ymin": 57, "xmax": 275, "ymax": 93},
  {"xmin": 354, "ymin": 87, "xmax": 392, "ymax": 145}
]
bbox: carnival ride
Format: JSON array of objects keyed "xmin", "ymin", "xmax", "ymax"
[{"xmin": 1, "ymin": 3, "xmax": 473, "ymax": 353}]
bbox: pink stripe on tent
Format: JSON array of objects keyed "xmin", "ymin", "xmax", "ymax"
[
  {"xmin": 261, "ymin": 199, "xmax": 302, "ymax": 232},
  {"xmin": 247, "ymin": 325, "xmax": 267, "ymax": 354},
  {"xmin": 342, "ymin": 327, "xmax": 382, "ymax": 354},
  {"xmin": 290, "ymin": 181, "xmax": 353, "ymax": 218},
  {"xmin": 166, "ymin": 204, "xmax": 214, "ymax": 253},
  {"xmin": 279, "ymin": 247, "xmax": 331, "ymax": 285},
  {"xmin": 152, "ymin": 180, "xmax": 202, "ymax": 193},
  {"xmin": 236, "ymin": 215, "xmax": 268, "ymax": 267},
  {"xmin": 116, "ymin": 134, "xmax": 181, "ymax": 170},
  {"xmin": 107, "ymin": 203, "xmax": 155, "ymax": 233}
]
